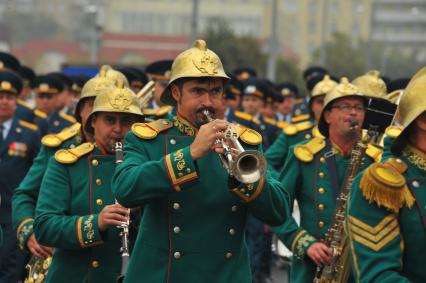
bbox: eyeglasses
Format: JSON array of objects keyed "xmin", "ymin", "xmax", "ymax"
[{"xmin": 330, "ymin": 104, "xmax": 365, "ymax": 113}]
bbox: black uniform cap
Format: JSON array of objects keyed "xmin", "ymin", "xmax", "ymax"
[
  {"xmin": 0, "ymin": 51, "xmax": 21, "ymax": 72},
  {"xmin": 0, "ymin": 69, "xmax": 24, "ymax": 95}
]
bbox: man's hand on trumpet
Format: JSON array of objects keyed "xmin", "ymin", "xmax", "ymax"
[{"xmin": 190, "ymin": 119, "xmax": 229, "ymax": 160}]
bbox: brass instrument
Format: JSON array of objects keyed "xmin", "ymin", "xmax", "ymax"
[
  {"xmin": 136, "ymin": 80, "xmax": 155, "ymax": 109},
  {"xmin": 203, "ymin": 109, "xmax": 266, "ymax": 184},
  {"xmin": 114, "ymin": 141, "xmax": 130, "ymax": 283},
  {"xmin": 313, "ymin": 123, "xmax": 380, "ymax": 283},
  {"xmin": 24, "ymin": 256, "xmax": 52, "ymax": 283}
]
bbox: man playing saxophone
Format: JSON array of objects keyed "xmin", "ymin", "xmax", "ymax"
[
  {"xmin": 272, "ymin": 78, "xmax": 383, "ymax": 283},
  {"xmin": 112, "ymin": 39, "xmax": 289, "ymax": 283},
  {"xmin": 33, "ymin": 84, "xmax": 143, "ymax": 282}
]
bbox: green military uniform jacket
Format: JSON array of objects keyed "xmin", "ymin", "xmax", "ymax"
[
  {"xmin": 112, "ymin": 116, "xmax": 289, "ymax": 283},
  {"xmin": 265, "ymin": 121, "xmax": 322, "ymax": 178},
  {"xmin": 347, "ymin": 145, "xmax": 426, "ymax": 283},
  {"xmin": 272, "ymin": 137, "xmax": 381, "ymax": 283},
  {"xmin": 12, "ymin": 123, "xmax": 83, "ymax": 250},
  {"xmin": 34, "ymin": 143, "xmax": 121, "ymax": 283}
]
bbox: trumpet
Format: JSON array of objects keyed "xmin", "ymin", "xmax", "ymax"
[
  {"xmin": 203, "ymin": 109, "xmax": 266, "ymax": 184},
  {"xmin": 136, "ymin": 80, "xmax": 155, "ymax": 109}
]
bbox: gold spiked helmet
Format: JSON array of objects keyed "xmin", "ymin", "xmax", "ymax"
[
  {"xmin": 391, "ymin": 67, "xmax": 426, "ymax": 153},
  {"xmin": 318, "ymin": 77, "xmax": 366, "ymax": 136},
  {"xmin": 311, "ymin": 75, "xmax": 338, "ymax": 98},
  {"xmin": 76, "ymin": 65, "xmax": 129, "ymax": 123},
  {"xmin": 160, "ymin": 39, "xmax": 230, "ymax": 106},
  {"xmin": 352, "ymin": 70, "xmax": 387, "ymax": 100},
  {"xmin": 85, "ymin": 81, "xmax": 144, "ymax": 134}
]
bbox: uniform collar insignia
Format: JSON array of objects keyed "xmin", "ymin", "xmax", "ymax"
[
  {"xmin": 403, "ymin": 144, "xmax": 426, "ymax": 171},
  {"xmin": 173, "ymin": 115, "xmax": 197, "ymax": 137}
]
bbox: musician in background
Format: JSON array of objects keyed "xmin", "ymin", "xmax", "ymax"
[
  {"xmin": 33, "ymin": 84, "xmax": 144, "ymax": 283},
  {"xmin": 12, "ymin": 66, "xmax": 122, "ymax": 273},
  {"xmin": 272, "ymin": 78, "xmax": 382, "ymax": 283},
  {"xmin": 347, "ymin": 67, "xmax": 426, "ymax": 283},
  {"xmin": 112, "ymin": 39, "xmax": 289, "ymax": 283}
]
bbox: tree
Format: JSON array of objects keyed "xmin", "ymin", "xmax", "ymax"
[
  {"xmin": 311, "ymin": 33, "xmax": 365, "ymax": 79},
  {"xmin": 202, "ymin": 18, "xmax": 304, "ymax": 91},
  {"xmin": 202, "ymin": 18, "xmax": 267, "ymax": 76}
]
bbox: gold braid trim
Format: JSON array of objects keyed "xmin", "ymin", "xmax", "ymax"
[{"xmin": 360, "ymin": 163, "xmax": 415, "ymax": 213}]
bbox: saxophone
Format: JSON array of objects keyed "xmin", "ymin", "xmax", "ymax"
[
  {"xmin": 24, "ymin": 255, "xmax": 52, "ymax": 283},
  {"xmin": 115, "ymin": 141, "xmax": 130, "ymax": 283},
  {"xmin": 313, "ymin": 124, "xmax": 380, "ymax": 283}
]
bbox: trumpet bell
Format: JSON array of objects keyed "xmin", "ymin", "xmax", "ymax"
[{"xmin": 232, "ymin": 150, "xmax": 267, "ymax": 184}]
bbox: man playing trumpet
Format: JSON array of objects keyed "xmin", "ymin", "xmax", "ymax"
[{"xmin": 112, "ymin": 39, "xmax": 289, "ymax": 283}]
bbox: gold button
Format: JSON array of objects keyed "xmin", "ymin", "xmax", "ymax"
[
  {"xmin": 412, "ymin": 181, "xmax": 420, "ymax": 188},
  {"xmin": 319, "ymin": 157, "xmax": 325, "ymax": 163},
  {"xmin": 318, "ymin": 204, "xmax": 325, "ymax": 210},
  {"xmin": 174, "ymin": 252, "xmax": 181, "ymax": 259},
  {"xmin": 173, "ymin": 203, "xmax": 180, "ymax": 210},
  {"xmin": 318, "ymin": 188, "xmax": 325, "ymax": 194},
  {"xmin": 54, "ymin": 121, "xmax": 60, "ymax": 126},
  {"xmin": 229, "ymin": 229, "xmax": 236, "ymax": 236},
  {"xmin": 225, "ymin": 252, "xmax": 233, "ymax": 259},
  {"xmin": 318, "ymin": 221, "xmax": 325, "ymax": 228},
  {"xmin": 16, "ymin": 127, "xmax": 22, "ymax": 133},
  {"xmin": 173, "ymin": 226, "xmax": 181, "ymax": 234},
  {"xmin": 91, "ymin": 260, "xmax": 99, "ymax": 268},
  {"xmin": 170, "ymin": 139, "xmax": 176, "ymax": 145},
  {"xmin": 92, "ymin": 159, "xmax": 99, "ymax": 166},
  {"xmin": 231, "ymin": 205, "xmax": 238, "ymax": 212},
  {"xmin": 186, "ymin": 168, "xmax": 191, "ymax": 173},
  {"xmin": 162, "ymin": 120, "xmax": 169, "ymax": 125},
  {"xmin": 239, "ymin": 188, "xmax": 245, "ymax": 193},
  {"xmin": 305, "ymin": 134, "xmax": 311, "ymax": 139},
  {"xmin": 96, "ymin": 199, "xmax": 103, "ymax": 206},
  {"xmin": 95, "ymin": 179, "xmax": 102, "ymax": 186},
  {"xmin": 319, "ymin": 172, "xmax": 325, "ymax": 178},
  {"xmin": 178, "ymin": 172, "xmax": 183, "ymax": 177}
]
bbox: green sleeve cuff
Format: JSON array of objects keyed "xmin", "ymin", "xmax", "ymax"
[
  {"xmin": 76, "ymin": 214, "xmax": 103, "ymax": 248},
  {"xmin": 290, "ymin": 230, "xmax": 317, "ymax": 259},
  {"xmin": 230, "ymin": 176, "xmax": 266, "ymax": 203},
  {"xmin": 17, "ymin": 218, "xmax": 34, "ymax": 251},
  {"xmin": 164, "ymin": 146, "xmax": 199, "ymax": 191}
]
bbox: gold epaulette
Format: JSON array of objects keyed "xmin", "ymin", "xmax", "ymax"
[
  {"xmin": 17, "ymin": 99, "xmax": 33, "ymax": 110},
  {"xmin": 55, "ymin": 142, "xmax": 94, "ymax": 164},
  {"xmin": 156, "ymin": 106, "xmax": 172, "ymax": 116},
  {"xmin": 385, "ymin": 125, "xmax": 403, "ymax": 139},
  {"xmin": 294, "ymin": 137, "xmax": 326, "ymax": 162},
  {"xmin": 42, "ymin": 123, "xmax": 81, "ymax": 147},
  {"xmin": 237, "ymin": 125, "xmax": 262, "ymax": 145},
  {"xmin": 366, "ymin": 144, "xmax": 383, "ymax": 162},
  {"xmin": 143, "ymin": 106, "xmax": 172, "ymax": 117},
  {"xmin": 284, "ymin": 120, "xmax": 313, "ymax": 136},
  {"xmin": 291, "ymin": 114, "xmax": 310, "ymax": 123},
  {"xmin": 359, "ymin": 158, "xmax": 415, "ymax": 212},
  {"xmin": 276, "ymin": 121, "xmax": 289, "ymax": 129},
  {"xmin": 59, "ymin": 112, "xmax": 77, "ymax": 123},
  {"xmin": 132, "ymin": 119, "xmax": 173, "ymax": 139},
  {"xmin": 263, "ymin": 116, "xmax": 277, "ymax": 126},
  {"xmin": 18, "ymin": 120, "xmax": 38, "ymax": 131},
  {"xmin": 234, "ymin": 111, "xmax": 255, "ymax": 122},
  {"xmin": 34, "ymin": 109, "xmax": 47, "ymax": 119},
  {"xmin": 312, "ymin": 126, "xmax": 324, "ymax": 139}
]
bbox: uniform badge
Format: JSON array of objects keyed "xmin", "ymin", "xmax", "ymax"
[{"xmin": 8, "ymin": 142, "xmax": 27, "ymax": 157}]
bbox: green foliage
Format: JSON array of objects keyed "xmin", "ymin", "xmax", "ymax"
[
  {"xmin": 202, "ymin": 18, "xmax": 304, "ymax": 94},
  {"xmin": 311, "ymin": 33, "xmax": 365, "ymax": 79}
]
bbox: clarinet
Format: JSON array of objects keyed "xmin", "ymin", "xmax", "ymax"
[{"xmin": 115, "ymin": 141, "xmax": 130, "ymax": 283}]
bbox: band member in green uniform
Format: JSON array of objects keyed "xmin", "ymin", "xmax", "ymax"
[
  {"xmin": 112, "ymin": 40, "xmax": 289, "ymax": 283},
  {"xmin": 34, "ymin": 83, "xmax": 144, "ymax": 283},
  {"xmin": 272, "ymin": 78, "xmax": 382, "ymax": 283},
  {"xmin": 347, "ymin": 67, "xmax": 426, "ymax": 283}
]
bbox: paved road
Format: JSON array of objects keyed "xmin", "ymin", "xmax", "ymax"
[{"xmin": 270, "ymin": 258, "xmax": 289, "ymax": 283}]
